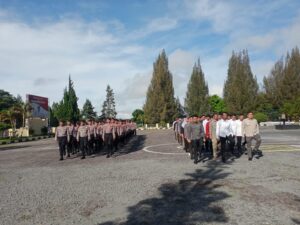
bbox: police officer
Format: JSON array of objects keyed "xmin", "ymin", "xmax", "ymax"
[
  {"xmin": 77, "ymin": 120, "xmax": 90, "ymax": 159},
  {"xmin": 55, "ymin": 120, "xmax": 69, "ymax": 161},
  {"xmin": 102, "ymin": 119, "xmax": 115, "ymax": 158},
  {"xmin": 87, "ymin": 120, "xmax": 96, "ymax": 155},
  {"xmin": 72, "ymin": 121, "xmax": 79, "ymax": 154},
  {"xmin": 66, "ymin": 120, "xmax": 74, "ymax": 157}
]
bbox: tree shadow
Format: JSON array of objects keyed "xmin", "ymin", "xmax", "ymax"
[
  {"xmin": 292, "ymin": 218, "xmax": 300, "ymax": 224},
  {"xmin": 98, "ymin": 161, "xmax": 231, "ymax": 225},
  {"xmin": 113, "ymin": 135, "xmax": 146, "ymax": 158},
  {"xmin": 92, "ymin": 135, "xmax": 146, "ymax": 158}
]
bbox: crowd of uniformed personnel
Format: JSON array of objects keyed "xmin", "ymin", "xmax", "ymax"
[
  {"xmin": 55, "ymin": 119, "xmax": 137, "ymax": 160},
  {"xmin": 173, "ymin": 111, "xmax": 262, "ymax": 164}
]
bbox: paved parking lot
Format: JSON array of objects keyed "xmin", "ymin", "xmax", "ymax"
[{"xmin": 0, "ymin": 128, "xmax": 299, "ymax": 225}]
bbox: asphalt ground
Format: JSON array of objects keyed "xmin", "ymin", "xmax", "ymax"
[{"xmin": 0, "ymin": 128, "xmax": 299, "ymax": 225}]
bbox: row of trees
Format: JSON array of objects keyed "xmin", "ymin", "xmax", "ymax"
[
  {"xmin": 0, "ymin": 77, "xmax": 118, "ymax": 133},
  {"xmin": 50, "ymin": 76, "xmax": 118, "ymax": 126},
  {"xmin": 140, "ymin": 46, "xmax": 300, "ymax": 124}
]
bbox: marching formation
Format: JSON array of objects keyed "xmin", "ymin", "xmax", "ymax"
[
  {"xmin": 55, "ymin": 119, "xmax": 137, "ymax": 160},
  {"xmin": 173, "ymin": 111, "xmax": 262, "ymax": 164}
]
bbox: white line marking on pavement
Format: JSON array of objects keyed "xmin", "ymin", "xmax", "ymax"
[{"xmin": 143, "ymin": 143, "xmax": 188, "ymax": 155}]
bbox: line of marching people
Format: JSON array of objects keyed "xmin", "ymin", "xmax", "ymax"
[
  {"xmin": 55, "ymin": 119, "xmax": 137, "ymax": 160},
  {"xmin": 173, "ymin": 111, "xmax": 262, "ymax": 164}
]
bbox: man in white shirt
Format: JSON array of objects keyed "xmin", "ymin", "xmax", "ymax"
[
  {"xmin": 229, "ymin": 114, "xmax": 238, "ymax": 155},
  {"xmin": 216, "ymin": 112, "xmax": 233, "ymax": 163}
]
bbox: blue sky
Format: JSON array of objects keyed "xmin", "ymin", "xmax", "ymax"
[{"xmin": 1, "ymin": 0, "xmax": 300, "ymax": 118}]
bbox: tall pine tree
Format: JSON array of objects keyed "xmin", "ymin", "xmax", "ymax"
[
  {"xmin": 82, "ymin": 99, "xmax": 97, "ymax": 119},
  {"xmin": 280, "ymin": 47, "xmax": 300, "ymax": 103},
  {"xmin": 184, "ymin": 59, "xmax": 209, "ymax": 116},
  {"xmin": 143, "ymin": 50, "xmax": 177, "ymax": 124},
  {"xmin": 223, "ymin": 50, "xmax": 258, "ymax": 114},
  {"xmin": 52, "ymin": 76, "xmax": 80, "ymax": 122},
  {"xmin": 101, "ymin": 85, "xmax": 117, "ymax": 118},
  {"xmin": 263, "ymin": 46, "xmax": 300, "ymax": 119}
]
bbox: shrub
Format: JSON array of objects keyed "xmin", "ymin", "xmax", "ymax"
[{"xmin": 254, "ymin": 112, "xmax": 268, "ymax": 124}]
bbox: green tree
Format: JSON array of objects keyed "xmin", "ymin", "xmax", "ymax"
[
  {"xmin": 208, "ymin": 95, "xmax": 225, "ymax": 113},
  {"xmin": 263, "ymin": 58, "xmax": 284, "ymax": 109},
  {"xmin": 223, "ymin": 50, "xmax": 258, "ymax": 114},
  {"xmin": 51, "ymin": 76, "xmax": 80, "ymax": 122},
  {"xmin": 185, "ymin": 59, "xmax": 209, "ymax": 116},
  {"xmin": 82, "ymin": 99, "xmax": 97, "ymax": 119},
  {"xmin": 144, "ymin": 50, "xmax": 177, "ymax": 124},
  {"xmin": 49, "ymin": 105, "xmax": 59, "ymax": 127},
  {"xmin": 132, "ymin": 109, "xmax": 144, "ymax": 124},
  {"xmin": 0, "ymin": 90, "xmax": 18, "ymax": 111},
  {"xmin": 0, "ymin": 105, "xmax": 22, "ymax": 136},
  {"xmin": 66, "ymin": 75, "xmax": 80, "ymax": 122},
  {"xmin": 280, "ymin": 47, "xmax": 300, "ymax": 104},
  {"xmin": 254, "ymin": 112, "xmax": 268, "ymax": 124},
  {"xmin": 101, "ymin": 85, "xmax": 117, "ymax": 119},
  {"xmin": 263, "ymin": 46, "xmax": 300, "ymax": 120},
  {"xmin": 175, "ymin": 97, "xmax": 185, "ymax": 118}
]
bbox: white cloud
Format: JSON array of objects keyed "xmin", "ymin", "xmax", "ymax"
[
  {"xmin": 183, "ymin": 0, "xmax": 234, "ymax": 32},
  {"xmin": 129, "ymin": 17, "xmax": 178, "ymax": 39},
  {"xmin": 0, "ymin": 15, "xmax": 150, "ymax": 118}
]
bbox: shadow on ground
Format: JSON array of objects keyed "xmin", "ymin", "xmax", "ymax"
[
  {"xmin": 98, "ymin": 161, "xmax": 231, "ymax": 225},
  {"xmin": 91, "ymin": 135, "xmax": 146, "ymax": 158},
  {"xmin": 0, "ymin": 145, "xmax": 32, "ymax": 151},
  {"xmin": 113, "ymin": 135, "xmax": 146, "ymax": 157}
]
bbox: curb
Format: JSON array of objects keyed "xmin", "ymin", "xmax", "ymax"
[{"xmin": 0, "ymin": 135, "xmax": 54, "ymax": 145}]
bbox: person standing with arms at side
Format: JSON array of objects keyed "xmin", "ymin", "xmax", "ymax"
[
  {"xmin": 229, "ymin": 114, "xmax": 238, "ymax": 155},
  {"xmin": 216, "ymin": 112, "xmax": 233, "ymax": 163},
  {"xmin": 72, "ymin": 122, "xmax": 79, "ymax": 154},
  {"xmin": 236, "ymin": 114, "xmax": 244, "ymax": 156},
  {"xmin": 204, "ymin": 115, "xmax": 212, "ymax": 155},
  {"xmin": 55, "ymin": 121, "xmax": 69, "ymax": 161},
  {"xmin": 177, "ymin": 119, "xmax": 183, "ymax": 145},
  {"xmin": 77, "ymin": 120, "xmax": 90, "ymax": 159},
  {"xmin": 87, "ymin": 120, "xmax": 96, "ymax": 155},
  {"xmin": 66, "ymin": 121, "xmax": 74, "ymax": 158},
  {"xmin": 173, "ymin": 119, "xmax": 178, "ymax": 141},
  {"xmin": 186, "ymin": 116, "xmax": 205, "ymax": 164},
  {"xmin": 243, "ymin": 112, "xmax": 262, "ymax": 160},
  {"xmin": 209, "ymin": 113, "xmax": 219, "ymax": 160},
  {"xmin": 102, "ymin": 119, "xmax": 115, "ymax": 158},
  {"xmin": 183, "ymin": 117, "xmax": 191, "ymax": 154}
]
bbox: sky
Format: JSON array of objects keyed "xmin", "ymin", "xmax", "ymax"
[{"xmin": 1, "ymin": 0, "xmax": 300, "ymax": 118}]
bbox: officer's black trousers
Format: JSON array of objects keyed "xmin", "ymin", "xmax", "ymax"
[
  {"xmin": 79, "ymin": 137, "xmax": 88, "ymax": 157},
  {"xmin": 72, "ymin": 136, "xmax": 78, "ymax": 154},
  {"xmin": 58, "ymin": 136, "xmax": 67, "ymax": 159},
  {"xmin": 192, "ymin": 139, "xmax": 203, "ymax": 163},
  {"xmin": 88, "ymin": 135, "xmax": 95, "ymax": 155},
  {"xmin": 220, "ymin": 137, "xmax": 227, "ymax": 162},
  {"xmin": 228, "ymin": 135, "xmax": 235, "ymax": 154},
  {"xmin": 236, "ymin": 136, "xmax": 242, "ymax": 153},
  {"xmin": 104, "ymin": 133, "xmax": 113, "ymax": 156}
]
